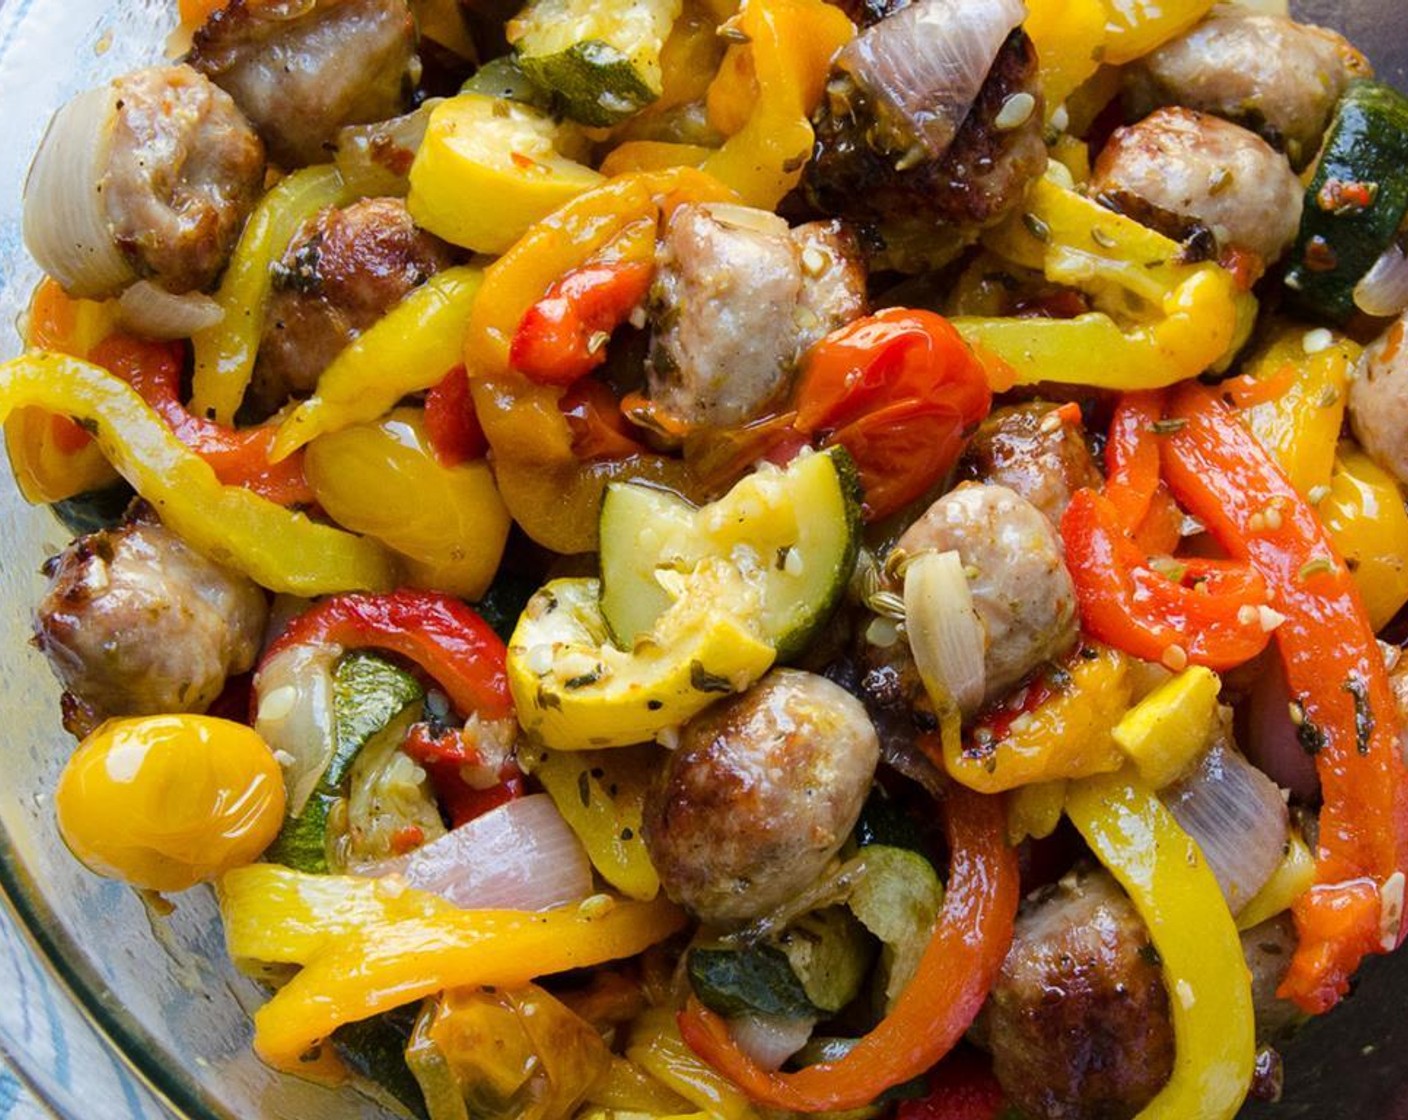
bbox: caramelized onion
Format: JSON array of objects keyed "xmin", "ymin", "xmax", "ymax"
[
  {"xmin": 23, "ymin": 85, "xmax": 136, "ymax": 299},
  {"xmin": 119, "ymin": 280, "xmax": 224, "ymax": 339},
  {"xmin": 834, "ymin": 0, "xmax": 1024, "ymax": 159},
  {"xmin": 1162, "ymin": 740, "xmax": 1289, "ymax": 915},
  {"xmin": 728, "ymin": 1012, "xmax": 817, "ymax": 1071}
]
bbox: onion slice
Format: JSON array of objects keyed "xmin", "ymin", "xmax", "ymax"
[
  {"xmin": 1161, "ymin": 741, "xmax": 1289, "ymax": 915},
  {"xmin": 1354, "ymin": 239, "xmax": 1408, "ymax": 319},
  {"xmin": 903, "ymin": 549, "xmax": 987, "ymax": 719},
  {"xmin": 119, "ymin": 280, "xmax": 224, "ymax": 339},
  {"xmin": 254, "ymin": 641, "xmax": 340, "ymax": 816},
  {"xmin": 23, "ymin": 85, "xmax": 137, "ymax": 299},
  {"xmin": 835, "ymin": 0, "xmax": 1024, "ymax": 160},
  {"xmin": 727, "ymin": 1013, "xmax": 817, "ymax": 1071},
  {"xmin": 399, "ymin": 794, "xmax": 594, "ymax": 910}
]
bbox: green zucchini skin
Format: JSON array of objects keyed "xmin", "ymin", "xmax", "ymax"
[
  {"xmin": 264, "ymin": 652, "xmax": 424, "ymax": 873},
  {"xmin": 1286, "ymin": 80, "xmax": 1408, "ymax": 323},
  {"xmin": 49, "ymin": 483, "xmax": 136, "ymax": 536},
  {"xmin": 518, "ymin": 43, "xmax": 659, "ymax": 127},
  {"xmin": 687, "ymin": 944, "xmax": 823, "ymax": 1020}
]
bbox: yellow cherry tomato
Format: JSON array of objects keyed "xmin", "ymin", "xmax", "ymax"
[
  {"xmin": 305, "ymin": 407, "xmax": 511, "ymax": 601},
  {"xmin": 55, "ymin": 715, "xmax": 286, "ymax": 893}
]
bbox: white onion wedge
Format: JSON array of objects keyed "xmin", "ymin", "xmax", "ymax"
[
  {"xmin": 254, "ymin": 641, "xmax": 340, "ymax": 817},
  {"xmin": 1354, "ymin": 239, "xmax": 1408, "ymax": 319},
  {"xmin": 119, "ymin": 280, "xmax": 224, "ymax": 339},
  {"xmin": 903, "ymin": 549, "xmax": 987, "ymax": 719}
]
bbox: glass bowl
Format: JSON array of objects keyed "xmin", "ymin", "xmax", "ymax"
[{"xmin": 0, "ymin": 2, "xmax": 1404, "ymax": 1118}]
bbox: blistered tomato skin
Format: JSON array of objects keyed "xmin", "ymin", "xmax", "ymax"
[{"xmin": 55, "ymin": 715, "xmax": 286, "ymax": 893}]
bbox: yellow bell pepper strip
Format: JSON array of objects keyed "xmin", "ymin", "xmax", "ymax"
[
  {"xmin": 1111, "ymin": 665, "xmax": 1222, "ymax": 789},
  {"xmin": 465, "ymin": 170, "xmax": 731, "ymax": 553},
  {"xmin": 304, "ymin": 408, "xmax": 510, "ymax": 600},
  {"xmin": 1237, "ymin": 831, "xmax": 1318, "ymax": 933},
  {"xmin": 218, "ymin": 863, "xmax": 687, "ymax": 1073},
  {"xmin": 1065, "ymin": 770, "xmax": 1255, "ymax": 1120},
  {"xmin": 941, "ymin": 647, "xmax": 1132, "ymax": 794},
  {"xmin": 1161, "ymin": 382, "xmax": 1408, "ymax": 1013},
  {"xmin": 679, "ymin": 786, "xmax": 1018, "ymax": 1113},
  {"xmin": 271, "ymin": 266, "xmax": 483, "ymax": 460},
  {"xmin": 528, "ymin": 744, "xmax": 662, "ymax": 899},
  {"xmin": 627, "ymin": 1009, "xmax": 761, "ymax": 1120},
  {"xmin": 507, "ymin": 569, "xmax": 775, "ymax": 750},
  {"xmin": 191, "ymin": 165, "xmax": 346, "ymax": 426},
  {"xmin": 1006, "ymin": 780, "xmax": 1067, "ymax": 845},
  {"xmin": 1233, "ymin": 325, "xmax": 1358, "ymax": 498},
  {"xmin": 5, "ymin": 277, "xmax": 122, "ymax": 503},
  {"xmin": 600, "ymin": 141, "xmax": 715, "ymax": 176},
  {"xmin": 1024, "ymin": 0, "xmax": 1107, "ymax": 119},
  {"xmin": 699, "ymin": 0, "xmax": 852, "ymax": 209},
  {"xmin": 1099, "ymin": 0, "xmax": 1216, "ymax": 66},
  {"xmin": 586, "ymin": 1055, "xmax": 697, "ymax": 1115},
  {"xmin": 954, "ymin": 176, "xmax": 1255, "ymax": 389},
  {"xmin": 0, "ymin": 352, "xmax": 398, "ymax": 595},
  {"xmin": 1319, "ymin": 442, "xmax": 1408, "ymax": 631}
]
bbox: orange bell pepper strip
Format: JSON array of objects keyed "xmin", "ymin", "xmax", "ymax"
[
  {"xmin": 678, "ymin": 784, "xmax": 1018, "ymax": 1112},
  {"xmin": 1160, "ymin": 382, "xmax": 1408, "ymax": 1014},
  {"xmin": 4, "ymin": 278, "xmax": 121, "ymax": 502},
  {"xmin": 701, "ymin": 0, "xmax": 853, "ymax": 209},
  {"xmin": 92, "ymin": 335, "xmax": 314, "ymax": 507},
  {"xmin": 464, "ymin": 170, "xmax": 733, "ymax": 553}
]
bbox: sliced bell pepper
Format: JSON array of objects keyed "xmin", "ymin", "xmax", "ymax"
[
  {"xmin": 700, "ymin": 0, "xmax": 853, "ymax": 209},
  {"xmin": 1099, "ymin": 0, "xmax": 1216, "ymax": 66},
  {"xmin": 0, "ymin": 352, "xmax": 396, "ymax": 594},
  {"xmin": 1023, "ymin": 0, "xmax": 1107, "ymax": 120},
  {"xmin": 265, "ymin": 589, "xmax": 513, "ymax": 723},
  {"xmin": 465, "ymin": 170, "xmax": 732, "ymax": 553},
  {"xmin": 5, "ymin": 277, "xmax": 121, "ymax": 502},
  {"xmin": 942, "ymin": 646, "xmax": 1131, "ymax": 794},
  {"xmin": 271, "ymin": 266, "xmax": 484, "ymax": 460},
  {"xmin": 793, "ymin": 309, "xmax": 992, "ymax": 521},
  {"xmin": 677, "ymin": 785, "xmax": 1018, "ymax": 1112},
  {"xmin": 1318, "ymin": 442, "xmax": 1408, "ymax": 631},
  {"xmin": 1060, "ymin": 487, "xmax": 1273, "ymax": 671},
  {"xmin": 92, "ymin": 335, "xmax": 314, "ymax": 507},
  {"xmin": 1065, "ymin": 769, "xmax": 1255, "ymax": 1120},
  {"xmin": 1160, "ymin": 382, "xmax": 1408, "ymax": 1013},
  {"xmin": 1234, "ymin": 326, "xmax": 1358, "ymax": 499},
  {"xmin": 510, "ymin": 258, "xmax": 656, "ymax": 385},
  {"xmin": 218, "ymin": 863, "xmax": 687, "ymax": 1073},
  {"xmin": 954, "ymin": 177, "xmax": 1255, "ymax": 389},
  {"xmin": 423, "ymin": 365, "xmax": 487, "ymax": 468},
  {"xmin": 191, "ymin": 165, "xmax": 347, "ymax": 426},
  {"xmin": 1103, "ymin": 389, "xmax": 1180, "ymax": 554}
]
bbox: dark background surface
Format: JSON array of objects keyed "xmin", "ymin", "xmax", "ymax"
[{"xmin": 1243, "ymin": 3, "xmax": 1408, "ymax": 1117}]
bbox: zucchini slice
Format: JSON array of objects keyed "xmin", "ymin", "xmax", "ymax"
[
  {"xmin": 599, "ymin": 449, "xmax": 862, "ymax": 660},
  {"xmin": 848, "ymin": 845, "xmax": 943, "ymax": 1010},
  {"xmin": 506, "ymin": 565, "xmax": 775, "ymax": 750},
  {"xmin": 688, "ymin": 944, "xmax": 821, "ymax": 1020},
  {"xmin": 406, "ymin": 92, "xmax": 602, "ymax": 254},
  {"xmin": 1285, "ymin": 80, "xmax": 1408, "ymax": 323},
  {"xmin": 508, "ymin": 0, "xmax": 683, "ymax": 126},
  {"xmin": 265, "ymin": 652, "xmax": 424, "ymax": 873}
]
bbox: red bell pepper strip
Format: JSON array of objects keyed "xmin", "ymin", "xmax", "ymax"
[
  {"xmin": 265, "ymin": 589, "xmax": 513, "ymax": 723},
  {"xmin": 678, "ymin": 784, "xmax": 1018, "ymax": 1112},
  {"xmin": 1160, "ymin": 382, "xmax": 1408, "ymax": 1014},
  {"xmin": 1103, "ymin": 390, "xmax": 1183, "ymax": 555},
  {"xmin": 561, "ymin": 378, "xmax": 651, "ymax": 461},
  {"xmin": 92, "ymin": 335, "xmax": 314, "ymax": 507},
  {"xmin": 424, "ymin": 365, "xmax": 486, "ymax": 467},
  {"xmin": 896, "ymin": 1052, "xmax": 1006, "ymax": 1120},
  {"xmin": 792, "ymin": 309, "xmax": 993, "ymax": 522},
  {"xmin": 508, "ymin": 258, "xmax": 655, "ymax": 386},
  {"xmin": 1060, "ymin": 487, "xmax": 1273, "ymax": 671}
]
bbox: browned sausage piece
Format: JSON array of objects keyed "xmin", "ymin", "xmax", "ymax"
[
  {"xmin": 252, "ymin": 195, "xmax": 456, "ymax": 409},
  {"xmin": 645, "ymin": 204, "xmax": 865, "ymax": 432},
  {"xmin": 896, "ymin": 483, "xmax": 1079, "ymax": 709},
  {"xmin": 958, "ymin": 403, "xmax": 1103, "ymax": 528},
  {"xmin": 642, "ymin": 669, "xmax": 879, "ymax": 925},
  {"xmin": 1127, "ymin": 9, "xmax": 1369, "ymax": 168},
  {"xmin": 189, "ymin": 0, "xmax": 418, "ymax": 168},
  {"xmin": 985, "ymin": 867, "xmax": 1175, "ymax": 1120},
  {"xmin": 34, "ymin": 520, "xmax": 269, "ymax": 738},
  {"xmin": 1090, "ymin": 107, "xmax": 1303, "ymax": 264}
]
